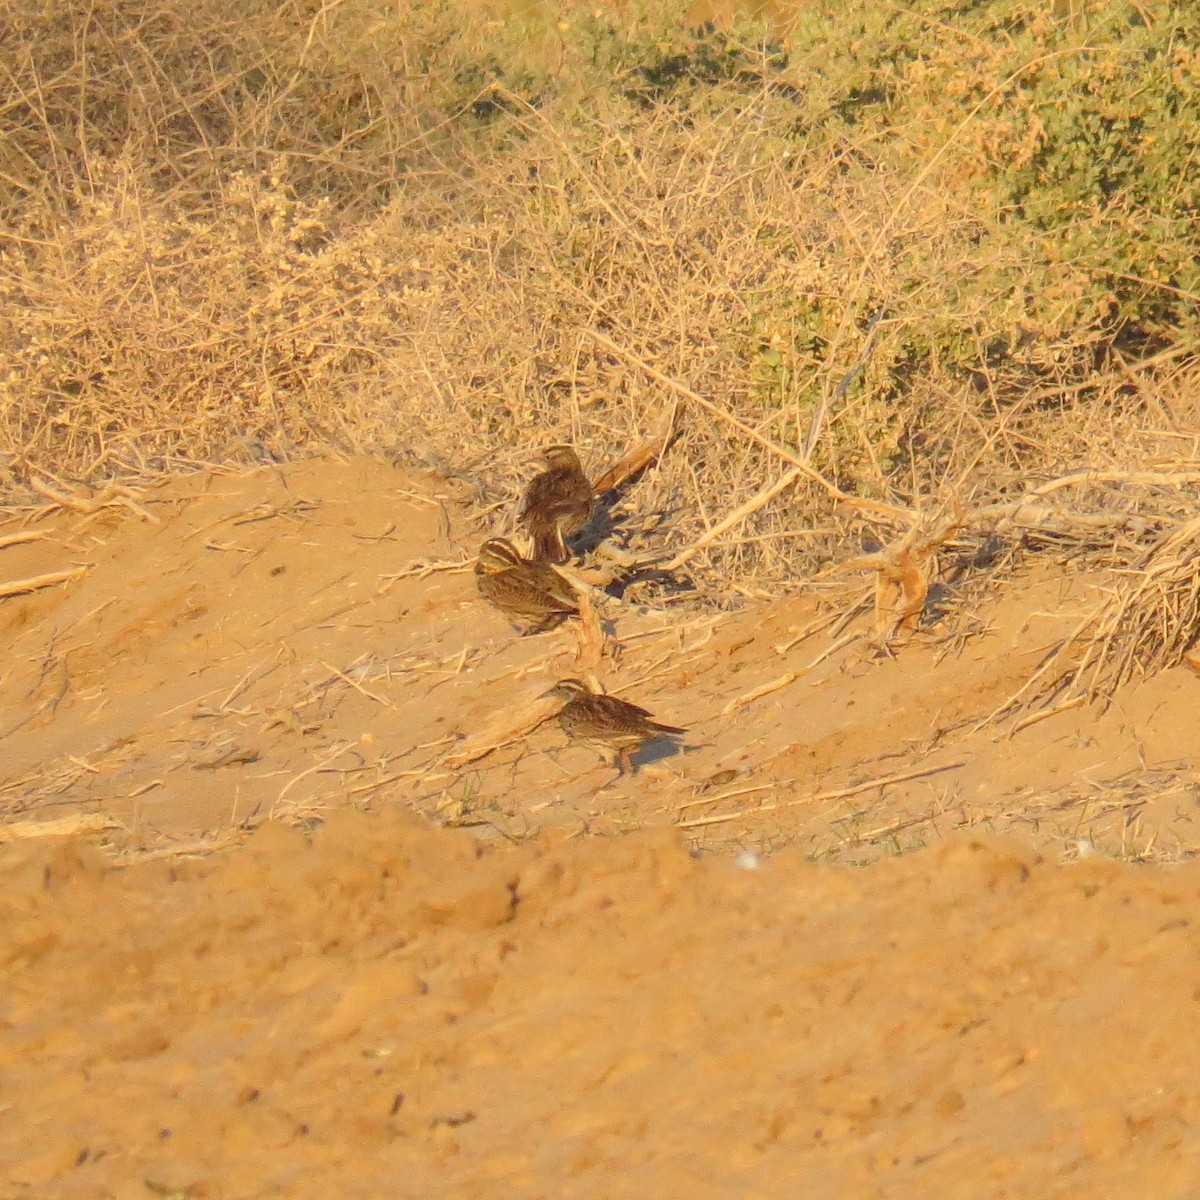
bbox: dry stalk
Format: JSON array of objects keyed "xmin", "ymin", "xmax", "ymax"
[
  {"xmin": 30, "ymin": 475, "xmax": 158, "ymax": 523},
  {"xmin": 997, "ymin": 516, "xmax": 1200, "ymax": 720},
  {"xmin": 272, "ymin": 741, "xmax": 364, "ymax": 817},
  {"xmin": 803, "ymin": 629, "xmax": 863, "ymax": 671},
  {"xmin": 377, "ymin": 557, "xmax": 471, "ymax": 593},
  {"xmin": 0, "ymin": 813, "xmax": 117, "ymax": 841},
  {"xmin": 0, "ymin": 531, "xmax": 47, "ymax": 550},
  {"xmin": 1065, "ymin": 516, "xmax": 1200, "ymax": 702},
  {"xmin": 773, "ymin": 610, "xmax": 843, "ymax": 655},
  {"xmin": 318, "ymin": 660, "xmax": 398, "ymax": 710},
  {"xmin": 590, "ymin": 419, "xmax": 676, "ymax": 497},
  {"xmin": 559, "ymin": 570, "xmax": 606, "ymax": 673},
  {"xmin": 843, "ymin": 505, "xmax": 964, "ymax": 644},
  {"xmin": 666, "ymin": 469, "xmax": 805, "ymax": 571},
  {"xmin": 0, "ymin": 565, "xmax": 89, "ymax": 599},
  {"xmin": 443, "ymin": 695, "xmax": 560, "ymax": 769},
  {"xmin": 965, "ymin": 466, "xmax": 1200, "ymax": 542},
  {"xmin": 721, "ymin": 672, "xmax": 799, "ymax": 717},
  {"xmin": 586, "ymin": 327, "xmax": 914, "ymax": 521},
  {"xmin": 677, "ymin": 760, "xmax": 965, "ymax": 828},
  {"xmin": 1008, "ymin": 695, "xmax": 1087, "ymax": 734},
  {"xmin": 112, "ymin": 833, "xmax": 246, "ymax": 865}
]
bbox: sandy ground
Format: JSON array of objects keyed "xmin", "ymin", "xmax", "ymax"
[{"xmin": 3, "ymin": 457, "xmax": 1200, "ymax": 1195}]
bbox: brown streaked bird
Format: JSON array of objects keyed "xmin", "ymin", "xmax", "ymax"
[
  {"xmin": 475, "ymin": 537, "xmax": 580, "ymax": 634},
  {"xmin": 519, "ymin": 444, "xmax": 594, "ymax": 564},
  {"xmin": 540, "ymin": 678, "xmax": 686, "ymax": 776}
]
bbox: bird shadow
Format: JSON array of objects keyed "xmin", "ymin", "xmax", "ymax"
[
  {"xmin": 628, "ymin": 735, "xmax": 686, "ymax": 771},
  {"xmin": 571, "ymin": 484, "xmax": 684, "ymax": 564},
  {"xmin": 603, "ymin": 566, "xmax": 695, "ymax": 602},
  {"xmin": 570, "ymin": 505, "xmax": 620, "ymax": 558}
]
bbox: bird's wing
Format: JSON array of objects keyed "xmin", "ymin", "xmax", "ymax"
[
  {"xmin": 511, "ymin": 575, "xmax": 577, "ymax": 614},
  {"xmin": 602, "ymin": 696, "xmax": 656, "ymax": 724}
]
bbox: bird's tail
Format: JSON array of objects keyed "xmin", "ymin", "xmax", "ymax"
[
  {"xmin": 530, "ymin": 523, "xmax": 569, "ymax": 564},
  {"xmin": 649, "ymin": 721, "xmax": 687, "ymax": 736}
]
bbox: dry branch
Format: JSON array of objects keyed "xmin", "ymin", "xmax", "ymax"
[
  {"xmin": 677, "ymin": 761, "xmax": 965, "ymax": 828},
  {"xmin": 591, "ymin": 419, "xmax": 676, "ymax": 497},
  {"xmin": 965, "ymin": 466, "xmax": 1200, "ymax": 541},
  {"xmin": 969, "ymin": 501, "xmax": 1152, "ymax": 538},
  {"xmin": 113, "ymin": 834, "xmax": 245, "ymax": 865},
  {"xmin": 0, "ymin": 813, "xmax": 117, "ymax": 841},
  {"xmin": 0, "ymin": 531, "xmax": 47, "ymax": 550},
  {"xmin": 377, "ymin": 557, "xmax": 471, "ymax": 593},
  {"xmin": 0, "ymin": 565, "xmax": 89, "ymax": 599},
  {"xmin": 721, "ymin": 671, "xmax": 799, "ymax": 716},
  {"xmin": 844, "ymin": 506, "xmax": 963, "ymax": 643},
  {"xmin": 30, "ymin": 476, "xmax": 158, "ymax": 522},
  {"xmin": 1065, "ymin": 516, "xmax": 1200, "ymax": 702},
  {"xmin": 562, "ymin": 571, "xmax": 606, "ymax": 673},
  {"xmin": 1029, "ymin": 468, "xmax": 1200, "ymax": 496},
  {"xmin": 586, "ymin": 328, "xmax": 914, "ymax": 521},
  {"xmin": 1005, "ymin": 516, "xmax": 1200, "ymax": 717},
  {"xmin": 443, "ymin": 695, "xmax": 560, "ymax": 769},
  {"xmin": 773, "ymin": 611, "xmax": 843, "ymax": 656},
  {"xmin": 1009, "ymin": 695, "xmax": 1086, "ymax": 734},
  {"xmin": 319, "ymin": 661, "xmax": 398, "ymax": 710},
  {"xmin": 666, "ymin": 469, "xmax": 804, "ymax": 571}
]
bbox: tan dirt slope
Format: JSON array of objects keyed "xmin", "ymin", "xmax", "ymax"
[{"xmin": 3, "ymin": 457, "xmax": 1200, "ymax": 1196}]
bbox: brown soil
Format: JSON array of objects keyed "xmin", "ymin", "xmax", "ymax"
[{"xmin": 4, "ymin": 458, "xmax": 1200, "ymax": 1196}]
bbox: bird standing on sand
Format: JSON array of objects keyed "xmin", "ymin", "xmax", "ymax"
[
  {"xmin": 541, "ymin": 677, "xmax": 686, "ymax": 777},
  {"xmin": 475, "ymin": 538, "xmax": 580, "ymax": 634},
  {"xmin": 519, "ymin": 445, "xmax": 594, "ymax": 564}
]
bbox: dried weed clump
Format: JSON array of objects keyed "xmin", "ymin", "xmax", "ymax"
[
  {"xmin": 1, "ymin": 163, "xmax": 424, "ymax": 472},
  {"xmin": 1077, "ymin": 517, "xmax": 1200, "ymax": 699},
  {"xmin": 2, "ymin": 0, "xmax": 1199, "ymax": 608},
  {"xmin": 1005, "ymin": 514, "xmax": 1200, "ymax": 716}
]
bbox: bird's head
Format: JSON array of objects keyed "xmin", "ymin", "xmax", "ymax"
[
  {"xmin": 541, "ymin": 444, "xmax": 582, "ymax": 472},
  {"xmin": 539, "ymin": 678, "xmax": 593, "ymax": 703},
  {"xmin": 476, "ymin": 538, "xmax": 525, "ymax": 573}
]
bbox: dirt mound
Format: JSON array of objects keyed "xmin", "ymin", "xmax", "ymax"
[
  {"xmin": 4, "ymin": 457, "xmax": 1200, "ymax": 1195},
  {"xmin": 5, "ymin": 815, "xmax": 1200, "ymax": 1197}
]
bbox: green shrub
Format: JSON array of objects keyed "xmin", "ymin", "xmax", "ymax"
[{"xmin": 782, "ymin": 0, "xmax": 1200, "ymax": 345}]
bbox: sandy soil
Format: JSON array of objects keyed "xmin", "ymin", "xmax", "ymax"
[{"xmin": 3, "ymin": 458, "xmax": 1200, "ymax": 1196}]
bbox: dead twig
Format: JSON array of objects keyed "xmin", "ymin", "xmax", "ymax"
[
  {"xmin": 677, "ymin": 761, "xmax": 964, "ymax": 828},
  {"xmin": 1061, "ymin": 516, "xmax": 1200, "ymax": 704},
  {"xmin": 377, "ymin": 557, "xmax": 471, "ymax": 593},
  {"xmin": 591, "ymin": 417, "xmax": 676, "ymax": 497},
  {"xmin": 0, "ymin": 531, "xmax": 47, "ymax": 550},
  {"xmin": 666, "ymin": 469, "xmax": 805, "ymax": 571},
  {"xmin": 586, "ymin": 328, "xmax": 914, "ymax": 521},
  {"xmin": 319, "ymin": 660, "xmax": 398, "ymax": 710},
  {"xmin": 844, "ymin": 504, "xmax": 964, "ymax": 644},
  {"xmin": 272, "ymin": 741, "xmax": 363, "ymax": 816},
  {"xmin": 721, "ymin": 672, "xmax": 799, "ymax": 716},
  {"xmin": 0, "ymin": 813, "xmax": 117, "ymax": 841},
  {"xmin": 30, "ymin": 475, "xmax": 159, "ymax": 523},
  {"xmin": 443, "ymin": 695, "xmax": 560, "ymax": 768},
  {"xmin": 0, "ymin": 565, "xmax": 89, "ymax": 599}
]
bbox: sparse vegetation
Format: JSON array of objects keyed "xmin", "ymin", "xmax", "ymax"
[{"xmin": 2, "ymin": 0, "xmax": 1198, "ymax": 596}]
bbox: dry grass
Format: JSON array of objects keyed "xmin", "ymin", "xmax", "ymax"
[
  {"xmin": 1017, "ymin": 516, "xmax": 1200, "ymax": 711},
  {"xmin": 2, "ymin": 0, "xmax": 1199, "ymax": 698}
]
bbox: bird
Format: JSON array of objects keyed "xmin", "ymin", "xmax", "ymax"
[
  {"xmin": 474, "ymin": 538, "xmax": 580, "ymax": 634},
  {"xmin": 540, "ymin": 678, "xmax": 686, "ymax": 777},
  {"xmin": 519, "ymin": 445, "xmax": 594, "ymax": 564}
]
